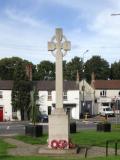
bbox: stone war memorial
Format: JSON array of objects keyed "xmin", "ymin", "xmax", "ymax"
[{"xmin": 48, "ymin": 28, "xmax": 71, "ymax": 149}]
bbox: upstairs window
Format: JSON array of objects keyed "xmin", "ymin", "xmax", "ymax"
[
  {"xmin": 48, "ymin": 91, "xmax": 52, "ymax": 101},
  {"xmin": 63, "ymin": 91, "xmax": 67, "ymax": 101},
  {"xmin": 100, "ymin": 90, "xmax": 107, "ymax": 97},
  {"xmin": 0, "ymin": 91, "xmax": 3, "ymax": 98},
  {"xmin": 119, "ymin": 91, "xmax": 120, "ymax": 97}
]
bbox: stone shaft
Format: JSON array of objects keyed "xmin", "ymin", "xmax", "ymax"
[{"xmin": 56, "ymin": 50, "xmax": 63, "ymax": 108}]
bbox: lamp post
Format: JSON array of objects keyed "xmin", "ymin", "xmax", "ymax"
[
  {"xmin": 82, "ymin": 50, "xmax": 89, "ymax": 111},
  {"xmin": 111, "ymin": 13, "xmax": 120, "ymax": 16},
  {"xmin": 110, "ymin": 13, "xmax": 120, "ymax": 126}
]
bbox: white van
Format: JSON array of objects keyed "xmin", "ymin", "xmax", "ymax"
[{"xmin": 99, "ymin": 106, "xmax": 115, "ymax": 116}]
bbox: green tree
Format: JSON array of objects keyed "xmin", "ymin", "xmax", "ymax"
[
  {"xmin": 29, "ymin": 87, "xmax": 40, "ymax": 125},
  {"xmin": 85, "ymin": 56, "xmax": 110, "ymax": 82},
  {"xmin": 0, "ymin": 57, "xmax": 36, "ymax": 80},
  {"xmin": 32, "ymin": 64, "xmax": 38, "ymax": 80},
  {"xmin": 13, "ymin": 61, "xmax": 28, "ymax": 81},
  {"xmin": 37, "ymin": 60, "xmax": 55, "ymax": 80},
  {"xmin": 65, "ymin": 56, "xmax": 83, "ymax": 80},
  {"xmin": 0, "ymin": 57, "xmax": 23, "ymax": 80},
  {"xmin": 110, "ymin": 61, "xmax": 120, "ymax": 79},
  {"xmin": 12, "ymin": 61, "xmax": 32, "ymax": 120},
  {"xmin": 12, "ymin": 80, "xmax": 32, "ymax": 120}
]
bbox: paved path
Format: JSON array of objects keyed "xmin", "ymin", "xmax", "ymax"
[
  {"xmin": 3, "ymin": 138, "xmax": 120, "ymax": 158},
  {"xmin": 4, "ymin": 138, "xmax": 43, "ymax": 156}
]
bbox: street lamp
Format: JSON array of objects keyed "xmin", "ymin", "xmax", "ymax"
[
  {"xmin": 111, "ymin": 13, "xmax": 120, "ymax": 16},
  {"xmin": 82, "ymin": 50, "xmax": 89, "ymax": 109},
  {"xmin": 110, "ymin": 13, "xmax": 120, "ymax": 126}
]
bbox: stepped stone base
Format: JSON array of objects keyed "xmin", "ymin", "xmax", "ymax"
[
  {"xmin": 48, "ymin": 108, "xmax": 69, "ymax": 149},
  {"xmin": 38, "ymin": 145, "xmax": 77, "ymax": 154}
]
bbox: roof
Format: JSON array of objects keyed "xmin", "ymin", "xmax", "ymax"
[
  {"xmin": 0, "ymin": 80, "xmax": 79, "ymax": 91},
  {"xmin": 36, "ymin": 80, "xmax": 79, "ymax": 90},
  {"xmin": 93, "ymin": 80, "xmax": 120, "ymax": 89},
  {"xmin": 0, "ymin": 80, "xmax": 13, "ymax": 90}
]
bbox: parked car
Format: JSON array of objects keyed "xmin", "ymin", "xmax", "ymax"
[
  {"xmin": 38, "ymin": 114, "xmax": 48, "ymax": 123},
  {"xmin": 99, "ymin": 106, "xmax": 115, "ymax": 117}
]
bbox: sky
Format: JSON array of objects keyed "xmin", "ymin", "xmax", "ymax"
[{"xmin": 0, "ymin": 0, "xmax": 120, "ymax": 65}]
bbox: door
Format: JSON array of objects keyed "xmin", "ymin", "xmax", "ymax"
[
  {"xmin": 0, "ymin": 107, "xmax": 3, "ymax": 122},
  {"xmin": 48, "ymin": 106, "xmax": 51, "ymax": 115},
  {"xmin": 81, "ymin": 101, "xmax": 92, "ymax": 115}
]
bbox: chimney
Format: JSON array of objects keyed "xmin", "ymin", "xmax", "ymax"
[
  {"xmin": 91, "ymin": 72, "xmax": 95, "ymax": 89},
  {"xmin": 26, "ymin": 64, "xmax": 32, "ymax": 81}
]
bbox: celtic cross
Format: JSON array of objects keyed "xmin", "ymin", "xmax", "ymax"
[{"xmin": 48, "ymin": 28, "xmax": 71, "ymax": 109}]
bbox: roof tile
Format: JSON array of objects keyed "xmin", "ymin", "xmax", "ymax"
[{"xmin": 94, "ymin": 80, "xmax": 120, "ymax": 89}]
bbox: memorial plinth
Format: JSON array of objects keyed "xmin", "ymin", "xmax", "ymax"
[{"xmin": 48, "ymin": 108, "xmax": 69, "ymax": 149}]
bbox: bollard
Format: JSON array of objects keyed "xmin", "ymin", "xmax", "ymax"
[
  {"xmin": 115, "ymin": 142, "xmax": 117, "ymax": 156},
  {"xmin": 85, "ymin": 147, "xmax": 88, "ymax": 158},
  {"xmin": 85, "ymin": 113, "xmax": 88, "ymax": 121},
  {"xmin": 106, "ymin": 141, "xmax": 108, "ymax": 157}
]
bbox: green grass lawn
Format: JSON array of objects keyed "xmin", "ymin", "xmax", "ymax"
[
  {"xmin": 14, "ymin": 129, "xmax": 120, "ymax": 148},
  {"xmin": 71, "ymin": 129, "xmax": 120, "ymax": 147},
  {"xmin": 1, "ymin": 128, "xmax": 120, "ymax": 160},
  {"xmin": 1, "ymin": 155, "xmax": 120, "ymax": 160},
  {"xmin": 15, "ymin": 134, "xmax": 48, "ymax": 145},
  {"xmin": 0, "ymin": 138, "xmax": 15, "ymax": 156}
]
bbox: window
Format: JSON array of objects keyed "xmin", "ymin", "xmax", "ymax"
[
  {"xmin": 0, "ymin": 91, "xmax": 3, "ymax": 98},
  {"xmin": 12, "ymin": 107, "xmax": 17, "ymax": 119},
  {"xmin": 48, "ymin": 91, "xmax": 52, "ymax": 101},
  {"xmin": 63, "ymin": 91, "xmax": 67, "ymax": 101},
  {"xmin": 100, "ymin": 90, "xmax": 107, "ymax": 97},
  {"xmin": 118, "ymin": 91, "xmax": 120, "ymax": 96}
]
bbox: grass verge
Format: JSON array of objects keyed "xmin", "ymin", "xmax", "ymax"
[
  {"xmin": 70, "ymin": 129, "xmax": 120, "ymax": 148},
  {"xmin": 15, "ymin": 134, "xmax": 48, "ymax": 145},
  {"xmin": 0, "ymin": 138, "xmax": 15, "ymax": 156}
]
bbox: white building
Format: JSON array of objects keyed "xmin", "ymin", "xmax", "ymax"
[
  {"xmin": 36, "ymin": 81, "xmax": 80, "ymax": 120},
  {"xmin": 0, "ymin": 81, "xmax": 14, "ymax": 121},
  {"xmin": 0, "ymin": 80, "xmax": 80, "ymax": 121},
  {"xmin": 0, "ymin": 80, "xmax": 21, "ymax": 121},
  {"xmin": 91, "ymin": 80, "xmax": 120, "ymax": 114},
  {"xmin": 1, "ymin": 79, "xmax": 120, "ymax": 121}
]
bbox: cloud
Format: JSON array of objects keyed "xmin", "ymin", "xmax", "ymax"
[
  {"xmin": 89, "ymin": 9, "xmax": 120, "ymax": 36},
  {"xmin": 5, "ymin": 9, "xmax": 40, "ymax": 27},
  {"xmin": 0, "ymin": 0, "xmax": 120, "ymax": 64}
]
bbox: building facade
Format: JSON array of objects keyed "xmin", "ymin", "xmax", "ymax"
[
  {"xmin": 0, "ymin": 80, "xmax": 80, "ymax": 121},
  {"xmin": 36, "ymin": 81, "xmax": 80, "ymax": 120},
  {"xmin": 79, "ymin": 79, "xmax": 95, "ymax": 116},
  {"xmin": 1, "ymin": 79, "xmax": 120, "ymax": 121},
  {"xmin": 91, "ymin": 80, "xmax": 120, "ymax": 114}
]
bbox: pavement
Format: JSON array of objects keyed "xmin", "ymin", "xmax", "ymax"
[
  {"xmin": 3, "ymin": 137, "xmax": 120, "ymax": 158},
  {"xmin": 4, "ymin": 138, "xmax": 43, "ymax": 156}
]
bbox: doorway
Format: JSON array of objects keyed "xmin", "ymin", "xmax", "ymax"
[{"xmin": 0, "ymin": 107, "xmax": 3, "ymax": 122}]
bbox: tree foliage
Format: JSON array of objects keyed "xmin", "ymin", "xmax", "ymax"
[
  {"xmin": 0, "ymin": 57, "xmax": 23, "ymax": 80},
  {"xmin": 12, "ymin": 80, "xmax": 32, "ymax": 120},
  {"xmin": 0, "ymin": 57, "xmax": 36, "ymax": 81},
  {"xmin": 85, "ymin": 56, "xmax": 110, "ymax": 82},
  {"xmin": 110, "ymin": 61, "xmax": 120, "ymax": 79},
  {"xmin": 29, "ymin": 87, "xmax": 40, "ymax": 125},
  {"xmin": 65, "ymin": 56, "xmax": 83, "ymax": 80},
  {"xmin": 37, "ymin": 60, "xmax": 55, "ymax": 80},
  {"xmin": 11, "ymin": 59, "xmax": 33, "ymax": 120}
]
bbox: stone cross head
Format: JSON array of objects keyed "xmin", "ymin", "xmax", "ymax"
[{"xmin": 48, "ymin": 28, "xmax": 71, "ymax": 57}]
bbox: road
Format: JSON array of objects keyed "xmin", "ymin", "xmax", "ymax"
[
  {"xmin": 0, "ymin": 121, "xmax": 28, "ymax": 136},
  {"xmin": 0, "ymin": 115, "xmax": 120, "ymax": 136}
]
